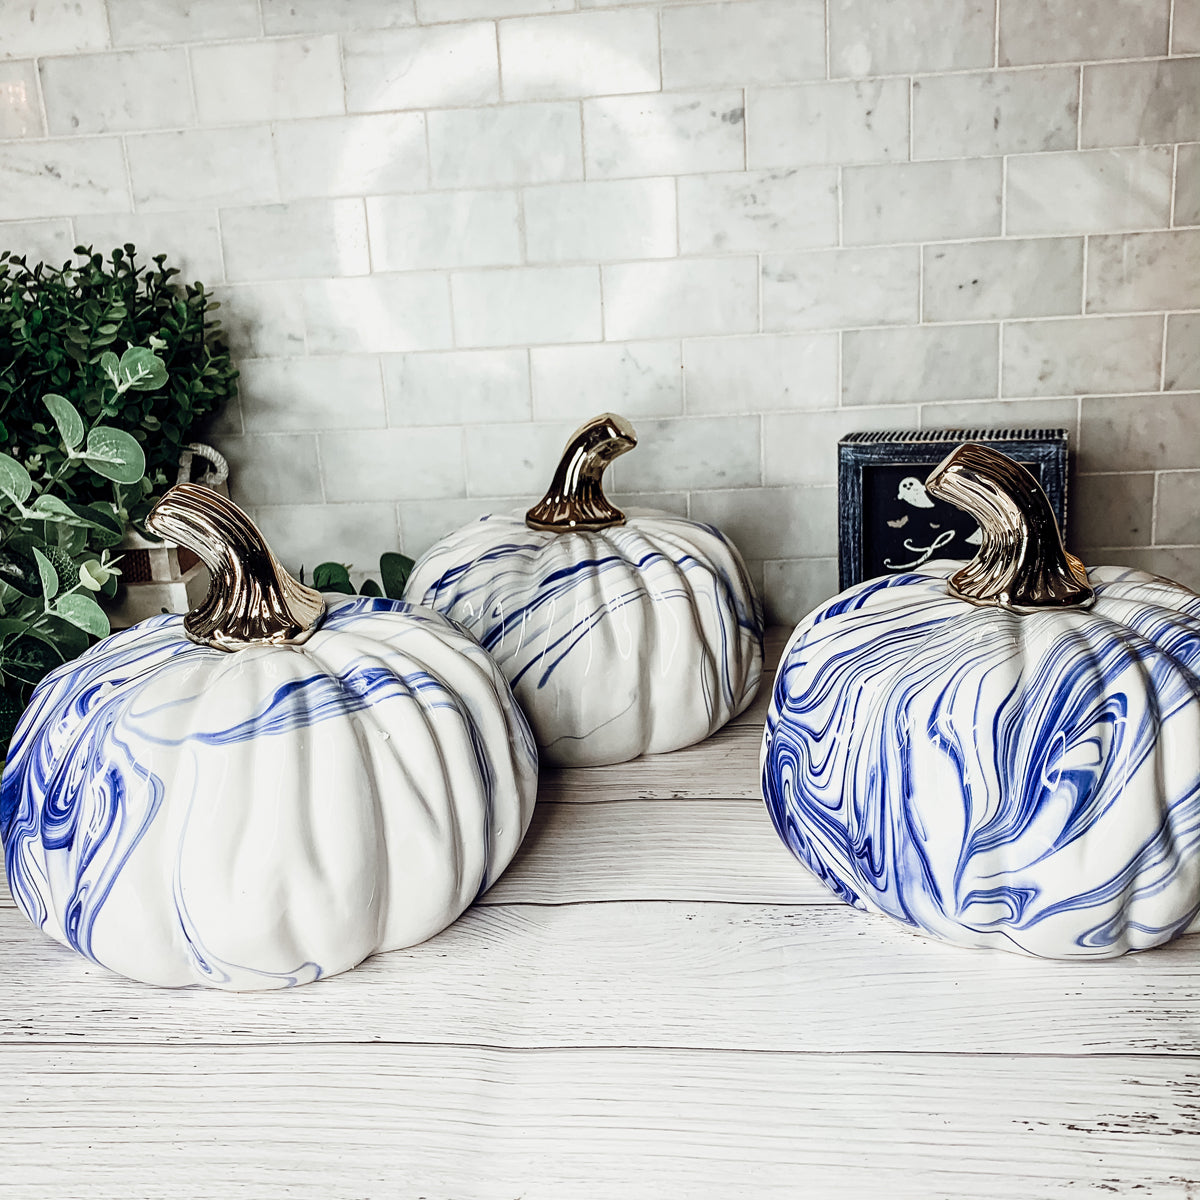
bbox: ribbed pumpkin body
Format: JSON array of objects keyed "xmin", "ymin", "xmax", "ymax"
[
  {"xmin": 405, "ymin": 509, "xmax": 764, "ymax": 767},
  {"xmin": 1, "ymin": 598, "xmax": 538, "ymax": 990},
  {"xmin": 761, "ymin": 563, "xmax": 1200, "ymax": 959}
]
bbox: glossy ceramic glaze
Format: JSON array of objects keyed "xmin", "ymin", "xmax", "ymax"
[
  {"xmin": 1, "ymin": 598, "xmax": 538, "ymax": 989},
  {"xmin": 761, "ymin": 560, "xmax": 1200, "ymax": 958},
  {"xmin": 405, "ymin": 507, "xmax": 764, "ymax": 767}
]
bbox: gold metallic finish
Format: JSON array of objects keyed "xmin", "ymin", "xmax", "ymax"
[
  {"xmin": 146, "ymin": 483, "xmax": 326, "ymax": 651},
  {"xmin": 525, "ymin": 413, "xmax": 638, "ymax": 533},
  {"xmin": 925, "ymin": 442, "xmax": 1094, "ymax": 613}
]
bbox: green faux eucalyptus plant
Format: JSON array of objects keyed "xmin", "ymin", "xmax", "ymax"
[
  {"xmin": 0, "ymin": 347, "xmax": 159, "ymax": 743},
  {"xmin": 307, "ymin": 553, "xmax": 415, "ymax": 600}
]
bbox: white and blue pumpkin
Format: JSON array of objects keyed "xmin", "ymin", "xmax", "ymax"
[
  {"xmin": 0, "ymin": 485, "xmax": 538, "ymax": 990},
  {"xmin": 404, "ymin": 414, "xmax": 764, "ymax": 767},
  {"xmin": 762, "ymin": 442, "xmax": 1200, "ymax": 959}
]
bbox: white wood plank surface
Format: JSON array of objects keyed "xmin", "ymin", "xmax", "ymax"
[
  {"xmin": 2, "ymin": 1045, "xmax": 1198, "ymax": 1200},
  {"xmin": 2, "ymin": 624, "xmax": 1198, "ymax": 1197}
]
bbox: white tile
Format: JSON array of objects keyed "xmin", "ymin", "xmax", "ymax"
[
  {"xmin": 221, "ymin": 200, "xmax": 369, "ymax": 282},
  {"xmin": 0, "ymin": 0, "xmax": 108, "ymax": 57},
  {"xmin": 452, "ymin": 266, "xmax": 601, "ymax": 347},
  {"xmin": 254, "ymin": 503, "xmax": 401, "ymax": 584},
  {"xmin": 922, "ymin": 237, "xmax": 1084, "ymax": 321},
  {"xmin": 1082, "ymin": 59, "xmax": 1200, "ymax": 149},
  {"xmin": 1080, "ymin": 391, "xmax": 1200, "ymax": 471},
  {"xmin": 192, "ymin": 37, "xmax": 344, "ymax": 125},
  {"xmin": 999, "ymin": 0, "xmax": 1169, "ymax": 65},
  {"xmin": 429, "ymin": 103, "xmax": 582, "ymax": 187},
  {"xmin": 463, "ymin": 420, "xmax": 578, "ymax": 496},
  {"xmin": 419, "ymin": 0, "xmax": 570, "ymax": 18},
  {"xmin": 384, "ymin": 349, "xmax": 531, "ymax": 426},
  {"xmin": 107, "ymin": 0, "xmax": 258, "ymax": 45},
  {"xmin": 584, "ymin": 91, "xmax": 745, "ymax": 179},
  {"xmin": 918, "ymin": 396, "xmax": 1079, "ymax": 438},
  {"xmin": 345, "ymin": 23, "xmax": 498, "ymax": 112},
  {"xmin": 368, "ymin": 191, "xmax": 521, "ymax": 271},
  {"xmin": 690, "ymin": 487, "xmax": 838, "ymax": 560},
  {"xmin": 262, "ymin": 0, "xmax": 416, "ymax": 34},
  {"xmin": 678, "ymin": 168, "xmax": 837, "ymax": 254},
  {"xmin": 0, "ymin": 139, "xmax": 129, "ymax": 221},
  {"xmin": 41, "ymin": 49, "xmax": 191, "ymax": 136},
  {"xmin": 1085, "ymin": 229, "xmax": 1200, "ymax": 313},
  {"xmin": 1165, "ymin": 313, "xmax": 1200, "ymax": 391},
  {"xmin": 1176, "ymin": 0, "xmax": 1200, "ymax": 52},
  {"xmin": 912, "ymin": 68, "xmax": 1079, "ymax": 160},
  {"xmin": 530, "ymin": 341, "xmax": 682, "ymax": 419},
  {"xmin": 829, "ymin": 0, "xmax": 994, "ymax": 77},
  {"xmin": 605, "ymin": 415, "xmax": 762, "ymax": 492},
  {"xmin": 842, "ymin": 324, "xmax": 999, "ymax": 406},
  {"xmin": 240, "ymin": 357, "xmax": 386, "ymax": 432},
  {"xmin": 762, "ymin": 246, "xmax": 920, "ymax": 331},
  {"xmin": 1005, "ymin": 148, "xmax": 1173, "ymax": 236},
  {"xmin": 399, "ymin": 496, "xmax": 534, "ymax": 560},
  {"xmin": 1002, "ymin": 315, "xmax": 1163, "ymax": 396},
  {"xmin": 275, "ymin": 113, "xmax": 429, "ymax": 200},
  {"xmin": 0, "ymin": 220, "xmax": 75, "ymax": 266},
  {"xmin": 1177, "ymin": 144, "xmax": 1200, "ymax": 227},
  {"xmin": 1156, "ymin": 471, "xmax": 1200, "ymax": 545},
  {"xmin": 215, "ymin": 283, "xmax": 308, "ymax": 360},
  {"xmin": 128, "ymin": 128, "xmax": 279, "ymax": 211},
  {"xmin": 762, "ymin": 556, "xmax": 840, "ymax": 624},
  {"xmin": 763, "ymin": 406, "xmax": 921, "ymax": 488},
  {"xmin": 602, "ymin": 258, "xmax": 758, "ymax": 340},
  {"xmin": 320, "ymin": 427, "xmax": 465, "ymax": 501},
  {"xmin": 684, "ymin": 333, "xmax": 838, "ymax": 413},
  {"xmin": 523, "ymin": 178, "xmax": 676, "ymax": 263},
  {"xmin": 73, "ymin": 211, "xmax": 225, "ymax": 284},
  {"xmin": 842, "ymin": 160, "xmax": 1002, "ymax": 245},
  {"xmin": 216, "ymin": 433, "xmax": 323, "ymax": 506},
  {"xmin": 660, "ymin": 0, "xmax": 824, "ymax": 89},
  {"xmin": 499, "ymin": 10, "xmax": 659, "ymax": 101},
  {"xmin": 1070, "ymin": 472, "xmax": 1155, "ymax": 549},
  {"xmin": 0, "ymin": 62, "xmax": 43, "ymax": 137},
  {"xmin": 746, "ymin": 79, "xmax": 909, "ymax": 169},
  {"xmin": 302, "ymin": 274, "xmax": 455, "ymax": 354}
]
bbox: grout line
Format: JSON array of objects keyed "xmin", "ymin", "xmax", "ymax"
[
  {"xmin": 1160, "ymin": 310, "xmax": 1170, "ymax": 389},
  {"xmin": 30, "ymin": 55, "xmax": 50, "ymax": 138},
  {"xmin": 996, "ymin": 321, "xmax": 1004, "ymax": 397},
  {"xmin": 917, "ymin": 245, "xmax": 924, "ymax": 322},
  {"xmin": 835, "ymin": 166, "xmax": 843, "ymax": 247},
  {"xmin": 494, "ymin": 18, "xmax": 505, "ymax": 103},
  {"xmin": 1151, "ymin": 470, "xmax": 1161, "ymax": 543},
  {"xmin": 213, "ymin": 204, "xmax": 229, "ymax": 284},
  {"xmin": 824, "ymin": 0, "xmax": 831, "ymax": 79},
  {"xmin": 1000, "ymin": 154, "xmax": 1008, "ymax": 236},
  {"xmin": 377, "ymin": 354, "xmax": 390, "ymax": 428},
  {"xmin": 1169, "ymin": 0, "xmax": 1177, "ymax": 55},
  {"xmin": 1170, "ymin": 142, "xmax": 1179, "ymax": 226},
  {"xmin": 993, "ymin": 0, "xmax": 1001, "ymax": 67},
  {"xmin": 255, "ymin": 0, "xmax": 266, "ymax": 38},
  {"xmin": 118, "ymin": 135, "xmax": 136, "ymax": 216},
  {"xmin": 361, "ymin": 195, "xmax": 375, "ymax": 273},
  {"xmin": 1076, "ymin": 65, "xmax": 1084, "ymax": 151},
  {"xmin": 907, "ymin": 76, "xmax": 914, "ymax": 162},
  {"xmin": 835, "ymin": 328, "xmax": 843, "ymax": 406},
  {"xmin": 1080, "ymin": 235, "xmax": 1088, "ymax": 313}
]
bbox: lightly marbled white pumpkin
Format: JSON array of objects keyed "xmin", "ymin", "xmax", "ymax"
[
  {"xmin": 404, "ymin": 413, "xmax": 764, "ymax": 767},
  {"xmin": 762, "ymin": 442, "xmax": 1200, "ymax": 960},
  {"xmin": 0, "ymin": 484, "xmax": 538, "ymax": 990}
]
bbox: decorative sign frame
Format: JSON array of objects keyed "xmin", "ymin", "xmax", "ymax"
[{"xmin": 837, "ymin": 428, "xmax": 1070, "ymax": 590}]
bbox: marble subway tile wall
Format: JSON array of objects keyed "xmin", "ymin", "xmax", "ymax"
[{"xmin": 1, "ymin": 0, "xmax": 1198, "ymax": 619}]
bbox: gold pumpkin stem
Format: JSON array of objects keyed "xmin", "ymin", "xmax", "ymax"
[
  {"xmin": 146, "ymin": 483, "xmax": 326, "ymax": 651},
  {"xmin": 925, "ymin": 443, "xmax": 1094, "ymax": 613},
  {"xmin": 525, "ymin": 413, "xmax": 638, "ymax": 532}
]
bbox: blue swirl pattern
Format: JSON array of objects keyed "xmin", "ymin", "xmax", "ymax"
[
  {"xmin": 761, "ymin": 563, "xmax": 1200, "ymax": 958},
  {"xmin": 404, "ymin": 508, "xmax": 764, "ymax": 767},
  {"xmin": 1, "ymin": 599, "xmax": 538, "ymax": 989}
]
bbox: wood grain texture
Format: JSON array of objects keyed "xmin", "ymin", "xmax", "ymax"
[
  {"xmin": 2, "ymin": 1044, "xmax": 1198, "ymax": 1200},
  {"xmin": 2, "ymin": 899, "xmax": 1198, "ymax": 1054}
]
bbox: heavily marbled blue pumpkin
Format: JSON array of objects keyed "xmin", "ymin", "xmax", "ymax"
[
  {"xmin": 1, "ymin": 598, "xmax": 537, "ymax": 990},
  {"xmin": 761, "ymin": 561, "xmax": 1200, "ymax": 959}
]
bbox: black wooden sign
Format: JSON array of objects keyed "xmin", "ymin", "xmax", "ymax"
[{"xmin": 838, "ymin": 429, "xmax": 1070, "ymax": 590}]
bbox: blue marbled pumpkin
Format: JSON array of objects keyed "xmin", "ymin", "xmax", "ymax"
[{"xmin": 761, "ymin": 561, "xmax": 1200, "ymax": 959}]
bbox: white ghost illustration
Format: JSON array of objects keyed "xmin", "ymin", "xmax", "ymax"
[{"xmin": 897, "ymin": 476, "xmax": 935, "ymax": 508}]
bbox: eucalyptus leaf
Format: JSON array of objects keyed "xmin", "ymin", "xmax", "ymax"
[
  {"xmin": 380, "ymin": 552, "xmax": 415, "ymax": 600},
  {"xmin": 313, "ymin": 562, "xmax": 355, "ymax": 595},
  {"xmin": 32, "ymin": 547, "xmax": 58, "ymax": 600},
  {"xmin": 116, "ymin": 346, "xmax": 168, "ymax": 392},
  {"xmin": 43, "ymin": 393, "xmax": 85, "ymax": 449},
  {"xmin": 31, "ymin": 494, "xmax": 80, "ymax": 521},
  {"xmin": 53, "ymin": 593, "xmax": 110, "ymax": 638},
  {"xmin": 0, "ymin": 453, "xmax": 32, "ymax": 506},
  {"xmin": 0, "ymin": 636, "xmax": 64, "ymax": 685},
  {"xmin": 83, "ymin": 426, "xmax": 146, "ymax": 484}
]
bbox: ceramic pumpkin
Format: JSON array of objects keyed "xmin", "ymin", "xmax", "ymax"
[
  {"xmin": 762, "ymin": 442, "xmax": 1200, "ymax": 959},
  {"xmin": 404, "ymin": 413, "xmax": 764, "ymax": 767},
  {"xmin": 1, "ymin": 484, "xmax": 538, "ymax": 990}
]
